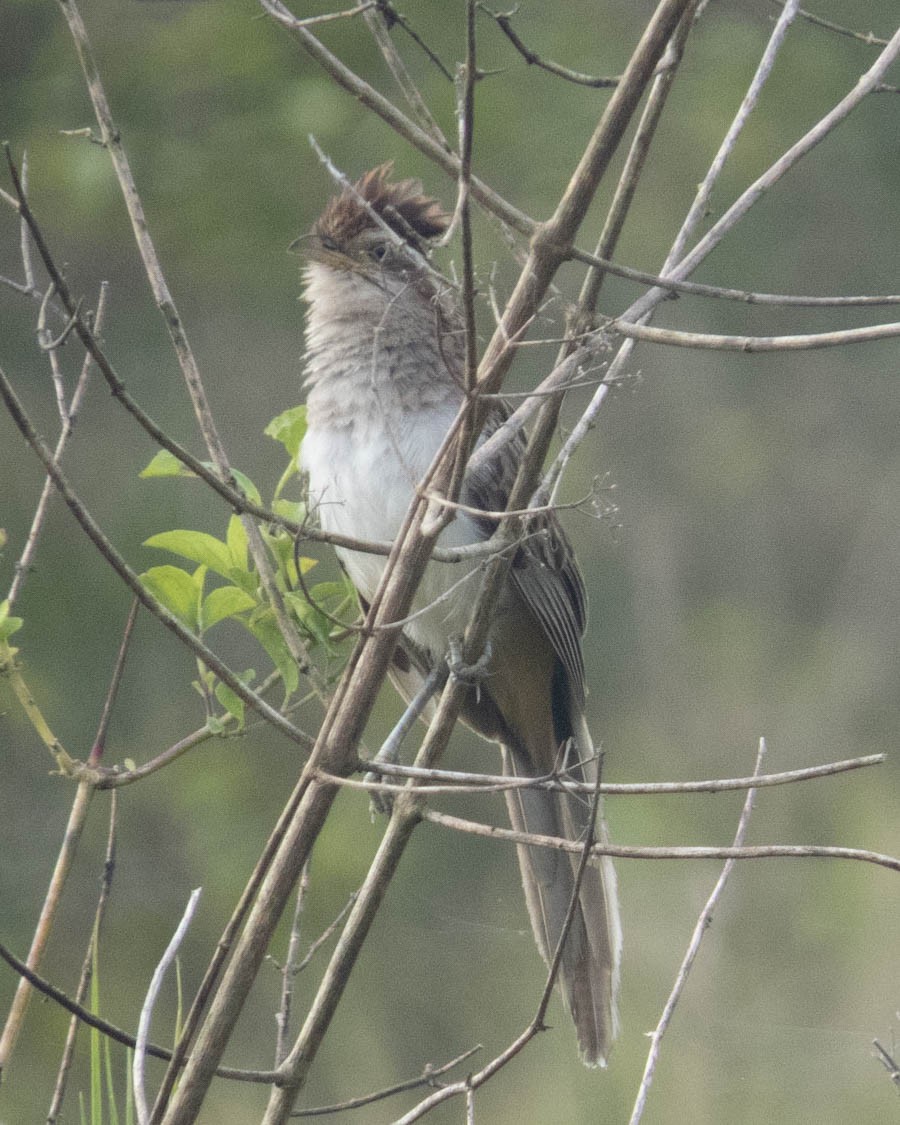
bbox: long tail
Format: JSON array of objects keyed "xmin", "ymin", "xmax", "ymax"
[{"xmin": 501, "ymin": 714, "xmax": 621, "ymax": 1067}]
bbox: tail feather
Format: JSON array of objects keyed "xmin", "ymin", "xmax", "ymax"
[{"xmin": 501, "ymin": 717, "xmax": 621, "ymax": 1066}]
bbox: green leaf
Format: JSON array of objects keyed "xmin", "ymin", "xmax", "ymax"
[
  {"xmin": 226, "ymin": 514, "xmax": 249, "ymax": 571},
  {"xmin": 309, "ymin": 579, "xmax": 355, "ymax": 604},
  {"xmin": 140, "ymin": 452, "xmax": 261, "ymax": 507},
  {"xmin": 228, "ymin": 468, "xmax": 262, "ymax": 506},
  {"xmin": 263, "ymin": 527, "xmax": 317, "ymax": 588},
  {"xmin": 271, "ymin": 498, "xmax": 307, "ymax": 523},
  {"xmin": 214, "ymin": 680, "xmax": 245, "ymax": 727},
  {"xmin": 206, "ymin": 712, "xmax": 227, "ymax": 735},
  {"xmin": 265, "ymin": 404, "xmax": 307, "ymax": 459},
  {"xmin": 139, "ymin": 449, "xmax": 196, "ymax": 479},
  {"xmin": 139, "ymin": 566, "xmax": 201, "ymax": 630},
  {"xmin": 0, "ymin": 599, "xmax": 24, "ymax": 641},
  {"xmin": 283, "ymin": 589, "xmax": 331, "ymax": 648},
  {"xmin": 144, "ymin": 530, "xmax": 234, "ymax": 580},
  {"xmin": 245, "ymin": 610, "xmax": 299, "ymax": 699},
  {"xmin": 202, "ymin": 585, "xmax": 257, "ymax": 630}
]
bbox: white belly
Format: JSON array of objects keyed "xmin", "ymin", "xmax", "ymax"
[{"xmin": 301, "ymin": 405, "xmax": 483, "ymax": 656}]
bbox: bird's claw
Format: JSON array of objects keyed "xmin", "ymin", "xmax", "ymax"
[{"xmin": 447, "ymin": 635, "xmax": 493, "ymax": 684}]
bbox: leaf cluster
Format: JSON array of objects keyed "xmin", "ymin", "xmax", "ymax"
[{"xmin": 138, "ymin": 405, "xmax": 354, "ymax": 728}]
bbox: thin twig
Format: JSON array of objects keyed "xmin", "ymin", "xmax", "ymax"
[
  {"xmin": 331, "ymin": 750, "xmax": 887, "ymax": 796},
  {"xmin": 421, "ymin": 807, "xmax": 900, "ymax": 874},
  {"xmin": 629, "ymin": 20, "xmax": 900, "ymax": 325},
  {"xmin": 275, "ymin": 864, "xmax": 309, "ymax": 1066},
  {"xmin": 549, "ymin": 0, "xmax": 803, "ymax": 500},
  {"xmin": 480, "ymin": 4, "xmax": 621, "ymax": 88},
  {"xmin": 46, "ymin": 791, "xmax": 118, "ymax": 1123},
  {"xmin": 291, "ymin": 2, "xmax": 376, "ymax": 28},
  {"xmin": 775, "ymin": 2, "xmax": 890, "ymax": 47},
  {"xmin": 259, "ymin": 0, "xmax": 535, "ymax": 234},
  {"xmin": 7, "ymin": 280, "xmax": 108, "ymax": 609},
  {"xmin": 291, "ymin": 1045, "xmax": 481, "ymax": 1116},
  {"xmin": 566, "ymin": 244, "xmax": 900, "ymax": 307},
  {"xmin": 17, "ymin": 151, "xmax": 36, "ymax": 289},
  {"xmin": 377, "ymin": 1, "xmax": 455, "ymax": 81},
  {"xmin": 363, "ymin": 5, "xmax": 448, "ymax": 146},
  {"xmin": 873, "ymin": 1039, "xmax": 900, "ymax": 1092},
  {"xmin": 668, "ymin": 0, "xmax": 801, "ymax": 275},
  {"xmin": 579, "ymin": 1, "xmax": 698, "ymax": 310},
  {"xmin": 604, "ymin": 315, "xmax": 900, "ymax": 352},
  {"xmin": 628, "ymin": 738, "xmax": 767, "ymax": 1123},
  {"xmin": 134, "ymin": 888, "xmax": 203, "ymax": 1125}
]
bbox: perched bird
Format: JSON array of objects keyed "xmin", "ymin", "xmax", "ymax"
[{"xmin": 299, "ymin": 165, "xmax": 621, "ymax": 1065}]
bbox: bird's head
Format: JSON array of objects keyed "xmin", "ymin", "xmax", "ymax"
[{"xmin": 300, "ymin": 164, "xmax": 449, "ymax": 285}]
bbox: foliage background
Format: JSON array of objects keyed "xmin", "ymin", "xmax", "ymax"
[{"xmin": 1, "ymin": 1, "xmax": 898, "ymax": 1121}]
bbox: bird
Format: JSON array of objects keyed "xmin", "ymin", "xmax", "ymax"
[{"xmin": 298, "ymin": 164, "xmax": 621, "ymax": 1066}]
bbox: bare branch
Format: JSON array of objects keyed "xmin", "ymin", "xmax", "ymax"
[
  {"xmin": 422, "ymin": 808, "xmax": 900, "ymax": 874},
  {"xmin": 259, "ymin": 0, "xmax": 534, "ymax": 233},
  {"xmin": 774, "ymin": 2, "xmax": 891, "ymax": 47},
  {"xmin": 275, "ymin": 865, "xmax": 309, "ymax": 1066},
  {"xmin": 135, "ymin": 888, "xmax": 203, "ymax": 1125},
  {"xmin": 873, "ymin": 1039, "xmax": 900, "ymax": 1092},
  {"xmin": 363, "ymin": 5, "xmax": 448, "ymax": 146},
  {"xmin": 291, "ymin": 1045, "xmax": 481, "ymax": 1117},
  {"xmin": 0, "ymin": 940, "xmax": 281, "ymax": 1084},
  {"xmin": 479, "ymin": 4, "xmax": 621, "ymax": 88},
  {"xmin": 541, "ymin": 20, "xmax": 900, "ymax": 503},
  {"xmin": 46, "ymin": 792, "xmax": 118, "ymax": 1123},
  {"xmin": 629, "ymin": 739, "xmax": 767, "ymax": 1123},
  {"xmin": 332, "ymin": 750, "xmax": 887, "ymax": 797},
  {"xmin": 7, "ymin": 280, "xmax": 107, "ymax": 609},
  {"xmin": 604, "ymin": 316, "xmax": 900, "ymax": 352}
]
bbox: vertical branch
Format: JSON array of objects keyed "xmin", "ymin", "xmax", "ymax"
[
  {"xmin": 363, "ymin": 6, "xmax": 449, "ymax": 147},
  {"xmin": 576, "ymin": 0, "xmax": 699, "ymax": 311},
  {"xmin": 0, "ymin": 600, "xmax": 137, "ymax": 1076},
  {"xmin": 659, "ymin": 0, "xmax": 801, "ymax": 275},
  {"xmin": 7, "ymin": 281, "xmax": 108, "ymax": 610},
  {"xmin": 17, "ymin": 151, "xmax": 35, "ymax": 292},
  {"xmin": 628, "ymin": 739, "xmax": 768, "ymax": 1125},
  {"xmin": 134, "ymin": 889, "xmax": 203, "ymax": 1125},
  {"xmin": 442, "ymin": 0, "xmax": 479, "ymax": 511},
  {"xmin": 458, "ymin": 0, "xmax": 478, "ymax": 396},
  {"xmin": 46, "ymin": 790, "xmax": 119, "ymax": 1124},
  {"xmin": 274, "ymin": 862, "xmax": 310, "ymax": 1067}
]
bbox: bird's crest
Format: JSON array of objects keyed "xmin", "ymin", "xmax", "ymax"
[{"xmin": 314, "ymin": 164, "xmax": 449, "ymax": 251}]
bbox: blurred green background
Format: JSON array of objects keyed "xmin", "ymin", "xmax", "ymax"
[{"xmin": 1, "ymin": 1, "xmax": 898, "ymax": 1121}]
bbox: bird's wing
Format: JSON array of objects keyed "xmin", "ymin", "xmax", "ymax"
[{"xmin": 463, "ymin": 406, "xmax": 587, "ymax": 707}]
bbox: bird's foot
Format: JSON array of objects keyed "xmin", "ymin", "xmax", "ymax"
[{"xmin": 446, "ymin": 635, "xmax": 493, "ymax": 685}]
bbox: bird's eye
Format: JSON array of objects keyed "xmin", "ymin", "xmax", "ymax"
[{"xmin": 369, "ymin": 243, "xmax": 389, "ymax": 263}]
